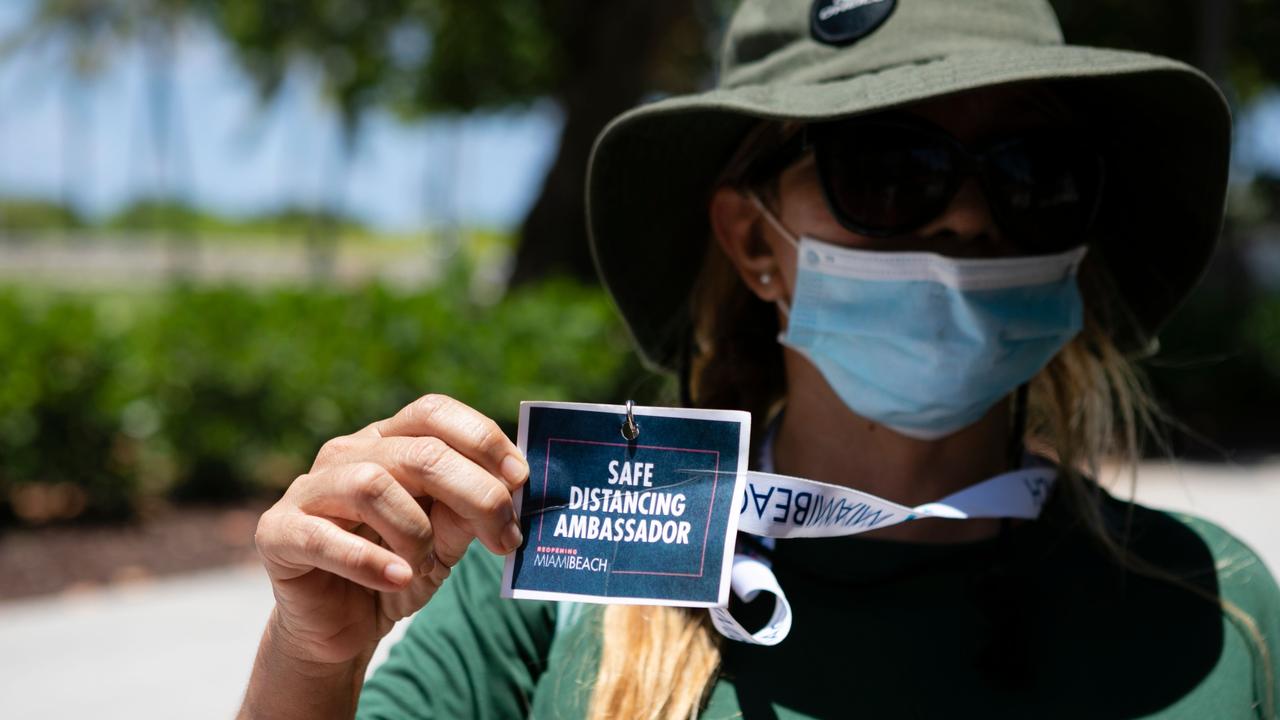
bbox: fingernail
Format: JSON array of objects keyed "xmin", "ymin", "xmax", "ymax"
[
  {"xmin": 385, "ymin": 562, "xmax": 412, "ymax": 585},
  {"xmin": 419, "ymin": 551, "xmax": 437, "ymax": 577},
  {"xmin": 501, "ymin": 454, "xmax": 529, "ymax": 485},
  {"xmin": 503, "ymin": 522, "xmax": 524, "ymax": 552}
]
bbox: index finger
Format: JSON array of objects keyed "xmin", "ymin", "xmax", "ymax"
[{"xmin": 372, "ymin": 394, "xmax": 529, "ymax": 490}]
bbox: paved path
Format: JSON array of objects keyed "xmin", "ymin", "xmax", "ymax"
[
  {"xmin": 1, "ymin": 461, "xmax": 1277, "ymax": 719},
  {"xmin": 0, "ymin": 235, "xmax": 446, "ymax": 289},
  {"xmin": 1102, "ymin": 460, "xmax": 1280, "ymax": 569}
]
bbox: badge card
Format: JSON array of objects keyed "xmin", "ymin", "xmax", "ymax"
[{"xmin": 501, "ymin": 401, "xmax": 751, "ymax": 607}]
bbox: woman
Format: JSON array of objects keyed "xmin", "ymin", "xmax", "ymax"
[{"xmin": 239, "ymin": 1, "xmax": 1280, "ymax": 718}]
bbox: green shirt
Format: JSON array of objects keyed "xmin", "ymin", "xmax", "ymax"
[{"xmin": 358, "ymin": 490, "xmax": 1280, "ymax": 719}]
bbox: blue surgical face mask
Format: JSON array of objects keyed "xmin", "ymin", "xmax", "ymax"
[{"xmin": 750, "ymin": 193, "xmax": 1087, "ymax": 440}]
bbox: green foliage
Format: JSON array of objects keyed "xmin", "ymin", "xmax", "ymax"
[
  {"xmin": 1143, "ymin": 281, "xmax": 1280, "ymax": 458},
  {"xmin": 201, "ymin": 0, "xmax": 568, "ymax": 130},
  {"xmin": 1245, "ymin": 293, "xmax": 1280, "ymax": 375},
  {"xmin": 392, "ymin": 0, "xmax": 559, "ymax": 114},
  {"xmin": 1, "ymin": 0, "xmax": 137, "ymax": 79},
  {"xmin": 1049, "ymin": 0, "xmax": 1280, "ymax": 104},
  {"xmin": 0, "ymin": 291, "xmax": 137, "ymax": 520},
  {"xmin": 100, "ymin": 198, "xmax": 367, "ymax": 238},
  {"xmin": 101, "ymin": 198, "xmax": 220, "ymax": 234},
  {"xmin": 0, "ymin": 198, "xmax": 84, "ymax": 232},
  {"xmin": 0, "ymin": 194, "xmax": 383, "ymax": 240},
  {"xmin": 0, "ymin": 278, "xmax": 650, "ymax": 525},
  {"xmin": 181, "ymin": 0, "xmax": 707, "ymax": 128}
]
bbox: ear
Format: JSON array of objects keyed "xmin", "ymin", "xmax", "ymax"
[{"xmin": 709, "ymin": 187, "xmax": 786, "ymax": 303}]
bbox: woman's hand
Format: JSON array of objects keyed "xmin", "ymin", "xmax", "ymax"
[{"xmin": 253, "ymin": 394, "xmax": 529, "ymax": 666}]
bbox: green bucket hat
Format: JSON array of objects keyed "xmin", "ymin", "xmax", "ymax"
[{"xmin": 587, "ymin": 0, "xmax": 1232, "ymax": 372}]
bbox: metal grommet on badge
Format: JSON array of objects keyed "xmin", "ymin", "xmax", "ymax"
[{"xmin": 621, "ymin": 400, "xmax": 640, "ymax": 440}]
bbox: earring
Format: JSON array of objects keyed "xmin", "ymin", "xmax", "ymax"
[{"xmin": 760, "ymin": 272, "xmax": 772, "ymax": 285}]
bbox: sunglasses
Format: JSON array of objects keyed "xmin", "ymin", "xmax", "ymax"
[{"xmin": 747, "ymin": 114, "xmax": 1107, "ymax": 255}]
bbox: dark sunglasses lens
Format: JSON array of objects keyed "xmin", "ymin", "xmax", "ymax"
[
  {"xmin": 818, "ymin": 125, "xmax": 957, "ymax": 235},
  {"xmin": 985, "ymin": 137, "xmax": 1104, "ymax": 253}
]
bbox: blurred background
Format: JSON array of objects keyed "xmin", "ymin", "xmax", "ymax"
[{"xmin": 0, "ymin": 1, "xmax": 1278, "ymax": 717}]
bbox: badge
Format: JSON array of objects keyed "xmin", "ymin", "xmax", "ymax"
[
  {"xmin": 810, "ymin": 0, "xmax": 897, "ymax": 47},
  {"xmin": 501, "ymin": 401, "xmax": 750, "ymax": 607}
]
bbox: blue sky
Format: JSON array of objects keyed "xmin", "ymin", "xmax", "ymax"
[{"xmin": 0, "ymin": 2, "xmax": 1278, "ymax": 233}]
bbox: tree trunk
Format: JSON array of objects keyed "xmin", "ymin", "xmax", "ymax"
[
  {"xmin": 146, "ymin": 20, "xmax": 195, "ymax": 277},
  {"xmin": 1196, "ymin": 0, "xmax": 1232, "ymax": 93},
  {"xmin": 1192, "ymin": 0, "xmax": 1247, "ymax": 308},
  {"xmin": 509, "ymin": 0, "xmax": 697, "ymax": 286}
]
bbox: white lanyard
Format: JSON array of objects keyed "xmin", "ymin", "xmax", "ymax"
[{"xmin": 708, "ymin": 459, "xmax": 1057, "ymax": 646}]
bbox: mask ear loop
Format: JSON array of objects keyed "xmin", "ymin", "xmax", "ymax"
[
  {"xmin": 745, "ymin": 191, "xmax": 797, "ymax": 318},
  {"xmin": 1007, "ymin": 383, "xmax": 1029, "ymax": 470},
  {"xmin": 746, "ymin": 191, "xmax": 800, "ymax": 250},
  {"xmin": 689, "ymin": 192, "xmax": 797, "ymax": 408}
]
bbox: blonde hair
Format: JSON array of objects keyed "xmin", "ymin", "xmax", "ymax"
[
  {"xmin": 586, "ymin": 605, "xmax": 721, "ymax": 719},
  {"xmin": 584, "ymin": 112, "xmax": 1274, "ymax": 719}
]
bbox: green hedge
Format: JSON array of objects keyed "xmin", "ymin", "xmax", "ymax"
[
  {"xmin": 5, "ymin": 269, "xmax": 1276, "ymax": 526},
  {"xmin": 0, "ymin": 277, "xmax": 659, "ymax": 525}
]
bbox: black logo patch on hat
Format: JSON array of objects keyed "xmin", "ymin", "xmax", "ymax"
[{"xmin": 810, "ymin": 0, "xmax": 896, "ymax": 47}]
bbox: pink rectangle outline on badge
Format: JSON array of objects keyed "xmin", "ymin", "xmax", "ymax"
[{"xmin": 537, "ymin": 438, "xmax": 721, "ymax": 578}]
